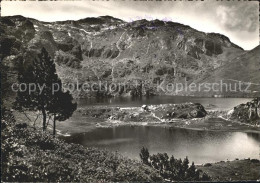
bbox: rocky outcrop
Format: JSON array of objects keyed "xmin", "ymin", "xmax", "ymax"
[
  {"xmin": 70, "ymin": 45, "xmax": 83, "ymax": 60},
  {"xmin": 230, "ymin": 98, "xmax": 260, "ymax": 125},
  {"xmin": 205, "ymin": 40, "xmax": 223, "ymax": 56},
  {"xmin": 152, "ymin": 103, "xmax": 207, "ymax": 119},
  {"xmin": 80, "ymin": 102, "xmax": 207, "ymax": 122}
]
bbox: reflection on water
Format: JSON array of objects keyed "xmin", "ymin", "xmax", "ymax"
[
  {"xmin": 63, "ymin": 126, "xmax": 260, "ymax": 164},
  {"xmin": 78, "ymin": 96, "xmax": 252, "ymax": 110}
]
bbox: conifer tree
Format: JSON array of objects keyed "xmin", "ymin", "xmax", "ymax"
[
  {"xmin": 186, "ymin": 161, "xmax": 197, "ymax": 180},
  {"xmin": 48, "ymin": 89, "xmax": 77, "ymax": 136},
  {"xmin": 14, "ymin": 47, "xmax": 77, "ymax": 133},
  {"xmin": 140, "ymin": 147, "xmax": 150, "ymax": 165}
]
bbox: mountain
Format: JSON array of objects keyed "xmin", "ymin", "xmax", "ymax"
[
  {"xmin": 1, "ymin": 15, "xmax": 257, "ymax": 102},
  {"xmin": 191, "ymin": 45, "xmax": 260, "ymax": 97}
]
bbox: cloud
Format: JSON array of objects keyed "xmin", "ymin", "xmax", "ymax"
[{"xmin": 216, "ymin": 3, "xmax": 258, "ymax": 33}]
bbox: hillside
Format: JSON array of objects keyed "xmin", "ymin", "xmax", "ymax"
[
  {"xmin": 1, "ymin": 15, "xmax": 254, "ymax": 102},
  {"xmin": 1, "ymin": 109, "xmax": 162, "ymax": 182},
  {"xmin": 192, "ymin": 45, "xmax": 260, "ymax": 97}
]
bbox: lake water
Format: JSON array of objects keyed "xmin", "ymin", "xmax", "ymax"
[
  {"xmin": 63, "ymin": 126, "xmax": 259, "ymax": 164},
  {"xmin": 61, "ymin": 96, "xmax": 259, "ymax": 164}
]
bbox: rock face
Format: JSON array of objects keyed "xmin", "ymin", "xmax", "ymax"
[
  {"xmin": 230, "ymin": 98, "xmax": 260, "ymax": 125},
  {"xmin": 153, "ymin": 103, "xmax": 207, "ymax": 119},
  {"xmin": 1, "ymin": 15, "xmax": 255, "ymax": 101}
]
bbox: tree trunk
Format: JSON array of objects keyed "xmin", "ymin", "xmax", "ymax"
[
  {"xmin": 42, "ymin": 107, "xmax": 46, "ymax": 131},
  {"xmin": 254, "ymin": 107, "xmax": 258, "ymax": 118},
  {"xmin": 53, "ymin": 114, "xmax": 56, "ymax": 137}
]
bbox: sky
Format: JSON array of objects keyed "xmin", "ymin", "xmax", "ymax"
[{"xmin": 1, "ymin": 0, "xmax": 259, "ymax": 50}]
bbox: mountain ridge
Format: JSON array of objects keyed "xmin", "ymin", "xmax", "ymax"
[
  {"xmin": 1, "ymin": 15, "xmax": 244, "ymax": 50},
  {"xmin": 1, "ymin": 15, "xmax": 257, "ymax": 101}
]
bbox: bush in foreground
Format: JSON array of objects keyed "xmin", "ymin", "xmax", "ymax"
[{"xmin": 140, "ymin": 147, "xmax": 211, "ymax": 181}]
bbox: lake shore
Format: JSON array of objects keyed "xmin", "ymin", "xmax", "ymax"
[
  {"xmin": 13, "ymin": 97, "xmax": 259, "ymax": 135},
  {"xmin": 71, "ymin": 104, "xmax": 260, "ymax": 134},
  {"xmin": 14, "ymin": 106, "xmax": 260, "ymax": 136},
  {"xmin": 4, "ymin": 109, "xmax": 260, "ymax": 182},
  {"xmin": 2, "ymin": 109, "xmax": 162, "ymax": 182},
  {"xmin": 9, "ymin": 99, "xmax": 260, "ymax": 182}
]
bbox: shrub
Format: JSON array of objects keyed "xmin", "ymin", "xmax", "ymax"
[{"xmin": 140, "ymin": 147, "xmax": 211, "ymax": 181}]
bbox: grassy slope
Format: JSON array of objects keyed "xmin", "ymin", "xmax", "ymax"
[
  {"xmin": 206, "ymin": 45, "xmax": 260, "ymax": 85},
  {"xmin": 197, "ymin": 159, "xmax": 260, "ymax": 181}
]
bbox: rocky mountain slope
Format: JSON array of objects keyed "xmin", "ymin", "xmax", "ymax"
[
  {"xmin": 192, "ymin": 45, "xmax": 260, "ymax": 97},
  {"xmin": 229, "ymin": 97, "xmax": 260, "ymax": 125},
  {"xmin": 1, "ymin": 15, "xmax": 256, "ymax": 101}
]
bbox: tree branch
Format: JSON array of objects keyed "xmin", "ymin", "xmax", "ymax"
[
  {"xmin": 46, "ymin": 115, "xmax": 52, "ymax": 127},
  {"xmin": 33, "ymin": 113, "xmax": 40, "ymax": 128},
  {"xmin": 22, "ymin": 111, "xmax": 32, "ymax": 122}
]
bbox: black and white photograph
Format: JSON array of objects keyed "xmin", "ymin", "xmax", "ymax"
[{"xmin": 1, "ymin": 0, "xmax": 260, "ymax": 182}]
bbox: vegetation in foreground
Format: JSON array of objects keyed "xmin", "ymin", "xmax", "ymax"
[
  {"xmin": 2, "ymin": 108, "xmax": 259, "ymax": 182},
  {"xmin": 1, "ymin": 109, "xmax": 162, "ymax": 182},
  {"xmin": 139, "ymin": 147, "xmax": 211, "ymax": 182},
  {"xmin": 197, "ymin": 159, "xmax": 260, "ymax": 181},
  {"xmin": 139, "ymin": 147, "xmax": 260, "ymax": 182}
]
